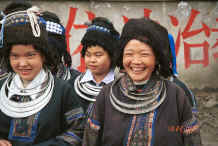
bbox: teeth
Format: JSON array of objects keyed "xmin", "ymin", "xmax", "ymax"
[{"xmin": 131, "ymin": 67, "xmax": 144, "ymax": 72}]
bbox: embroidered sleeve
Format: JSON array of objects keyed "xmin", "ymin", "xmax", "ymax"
[
  {"xmin": 56, "ymin": 84, "xmax": 86, "ymax": 146},
  {"xmin": 178, "ymin": 86, "xmax": 202, "ymax": 146},
  {"xmin": 82, "ymin": 86, "xmax": 107, "ymax": 146}
]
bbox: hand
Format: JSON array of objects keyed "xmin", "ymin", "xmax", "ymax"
[{"xmin": 0, "ymin": 140, "xmax": 12, "ymax": 146}]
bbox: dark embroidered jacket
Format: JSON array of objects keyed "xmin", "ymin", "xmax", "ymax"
[
  {"xmin": 82, "ymin": 79, "xmax": 202, "ymax": 146},
  {"xmin": 0, "ymin": 77, "xmax": 84, "ymax": 146}
]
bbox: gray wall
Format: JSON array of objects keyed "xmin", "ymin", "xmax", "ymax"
[{"xmin": 1, "ymin": 1, "xmax": 218, "ymax": 89}]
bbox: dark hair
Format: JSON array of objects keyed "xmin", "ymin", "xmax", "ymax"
[
  {"xmin": 42, "ymin": 11, "xmax": 72, "ymax": 68},
  {"xmin": 118, "ymin": 18, "xmax": 173, "ymax": 78},
  {"xmin": 81, "ymin": 17, "xmax": 120, "ymax": 69},
  {"xmin": 3, "ymin": 0, "xmax": 32, "ymax": 15},
  {"xmin": 1, "ymin": 10, "xmax": 58, "ymax": 73}
]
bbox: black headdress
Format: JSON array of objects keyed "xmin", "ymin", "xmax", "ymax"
[
  {"xmin": 0, "ymin": 6, "xmax": 57, "ymax": 72},
  {"xmin": 81, "ymin": 17, "xmax": 120, "ymax": 68},
  {"xmin": 118, "ymin": 18, "xmax": 172, "ymax": 78},
  {"xmin": 3, "ymin": 0, "xmax": 32, "ymax": 15}
]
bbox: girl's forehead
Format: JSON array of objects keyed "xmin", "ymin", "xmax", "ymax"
[
  {"xmin": 10, "ymin": 44, "xmax": 37, "ymax": 53},
  {"xmin": 87, "ymin": 45, "xmax": 106, "ymax": 52}
]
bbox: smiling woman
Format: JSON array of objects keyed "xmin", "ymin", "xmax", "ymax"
[
  {"xmin": 0, "ymin": 6, "xmax": 83, "ymax": 146},
  {"xmin": 82, "ymin": 18, "xmax": 202, "ymax": 146}
]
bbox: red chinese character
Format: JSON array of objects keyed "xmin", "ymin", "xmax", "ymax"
[
  {"xmin": 144, "ymin": 8, "xmax": 152, "ymax": 18},
  {"xmin": 212, "ymin": 39, "xmax": 218, "ymax": 60},
  {"xmin": 182, "ymin": 9, "xmax": 210, "ymax": 39},
  {"xmin": 169, "ymin": 9, "xmax": 210, "ymax": 53},
  {"xmin": 211, "ymin": 18, "xmax": 218, "ymax": 33},
  {"xmin": 65, "ymin": 7, "xmax": 95, "ymax": 72},
  {"xmin": 184, "ymin": 41, "xmax": 209, "ymax": 68}
]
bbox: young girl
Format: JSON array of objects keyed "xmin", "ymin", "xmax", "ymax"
[
  {"xmin": 68, "ymin": 17, "xmax": 119, "ymax": 139},
  {"xmin": 0, "ymin": 7, "xmax": 83, "ymax": 146}
]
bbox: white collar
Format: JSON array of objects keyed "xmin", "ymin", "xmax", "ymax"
[{"xmin": 80, "ymin": 69, "xmax": 114, "ymax": 85}]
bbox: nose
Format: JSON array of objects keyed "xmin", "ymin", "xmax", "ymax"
[
  {"xmin": 90, "ymin": 56, "xmax": 97, "ymax": 63},
  {"xmin": 132, "ymin": 56, "xmax": 142, "ymax": 64},
  {"xmin": 18, "ymin": 58, "xmax": 28, "ymax": 66}
]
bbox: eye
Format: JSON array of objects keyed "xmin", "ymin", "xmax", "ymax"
[
  {"xmin": 141, "ymin": 53, "xmax": 150, "ymax": 57},
  {"xmin": 95, "ymin": 53, "xmax": 103, "ymax": 57},
  {"xmin": 26, "ymin": 53, "xmax": 36, "ymax": 58},
  {"xmin": 10, "ymin": 54, "xmax": 18, "ymax": 59},
  {"xmin": 124, "ymin": 52, "xmax": 133, "ymax": 57}
]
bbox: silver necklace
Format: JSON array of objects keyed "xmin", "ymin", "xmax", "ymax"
[
  {"xmin": 74, "ymin": 75, "xmax": 103, "ymax": 102},
  {"xmin": 109, "ymin": 76, "xmax": 166, "ymax": 114},
  {"xmin": 0, "ymin": 71, "xmax": 54, "ymax": 118}
]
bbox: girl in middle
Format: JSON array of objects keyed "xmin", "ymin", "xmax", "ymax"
[{"xmin": 68, "ymin": 16, "xmax": 120, "ymax": 120}]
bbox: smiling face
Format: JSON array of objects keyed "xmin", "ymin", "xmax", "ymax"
[
  {"xmin": 85, "ymin": 45, "xmax": 111, "ymax": 78},
  {"xmin": 10, "ymin": 44, "xmax": 44, "ymax": 82},
  {"xmin": 123, "ymin": 39, "xmax": 156, "ymax": 82}
]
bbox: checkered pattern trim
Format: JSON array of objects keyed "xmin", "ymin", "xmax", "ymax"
[
  {"xmin": 87, "ymin": 24, "xmax": 110, "ymax": 33},
  {"xmin": 46, "ymin": 21, "xmax": 65, "ymax": 35}
]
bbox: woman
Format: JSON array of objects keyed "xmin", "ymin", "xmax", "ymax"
[
  {"xmin": 82, "ymin": 18, "xmax": 201, "ymax": 146},
  {"xmin": 42, "ymin": 11, "xmax": 80, "ymax": 80},
  {"xmin": 0, "ymin": 7, "xmax": 83, "ymax": 146}
]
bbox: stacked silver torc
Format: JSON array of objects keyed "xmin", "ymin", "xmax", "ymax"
[
  {"xmin": 0, "ymin": 72, "xmax": 54, "ymax": 118},
  {"xmin": 110, "ymin": 75, "xmax": 167, "ymax": 114},
  {"xmin": 74, "ymin": 74, "xmax": 103, "ymax": 102}
]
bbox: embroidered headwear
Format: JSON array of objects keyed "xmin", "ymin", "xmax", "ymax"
[
  {"xmin": 0, "ymin": 6, "xmax": 58, "ymax": 72},
  {"xmin": 118, "ymin": 18, "xmax": 173, "ymax": 78},
  {"xmin": 81, "ymin": 17, "xmax": 120, "ymax": 68}
]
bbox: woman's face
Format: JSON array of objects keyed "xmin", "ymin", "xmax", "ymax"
[
  {"xmin": 123, "ymin": 39, "xmax": 156, "ymax": 82},
  {"xmin": 85, "ymin": 45, "xmax": 111, "ymax": 77},
  {"xmin": 10, "ymin": 44, "xmax": 44, "ymax": 82}
]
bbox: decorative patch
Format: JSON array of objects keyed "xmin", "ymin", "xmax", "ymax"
[
  {"xmin": 8, "ymin": 112, "xmax": 40, "ymax": 142},
  {"xmin": 125, "ymin": 110, "xmax": 157, "ymax": 146}
]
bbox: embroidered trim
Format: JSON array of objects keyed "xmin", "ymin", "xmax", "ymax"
[
  {"xmin": 125, "ymin": 110, "xmax": 157, "ymax": 146},
  {"xmin": 86, "ymin": 24, "xmax": 119, "ymax": 40},
  {"xmin": 65, "ymin": 107, "xmax": 85, "ymax": 124},
  {"xmin": 125, "ymin": 115, "xmax": 137, "ymax": 146},
  {"xmin": 86, "ymin": 103, "xmax": 95, "ymax": 118},
  {"xmin": 87, "ymin": 118, "xmax": 100, "ymax": 131},
  {"xmin": 182, "ymin": 116, "xmax": 199, "ymax": 135},
  {"xmin": 0, "ymin": 6, "xmax": 45, "ymax": 48},
  {"xmin": 46, "ymin": 21, "xmax": 65, "ymax": 35},
  {"xmin": 57, "ymin": 131, "xmax": 81, "ymax": 144}
]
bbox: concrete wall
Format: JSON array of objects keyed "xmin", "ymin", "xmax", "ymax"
[{"xmin": 1, "ymin": 1, "xmax": 218, "ymax": 89}]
